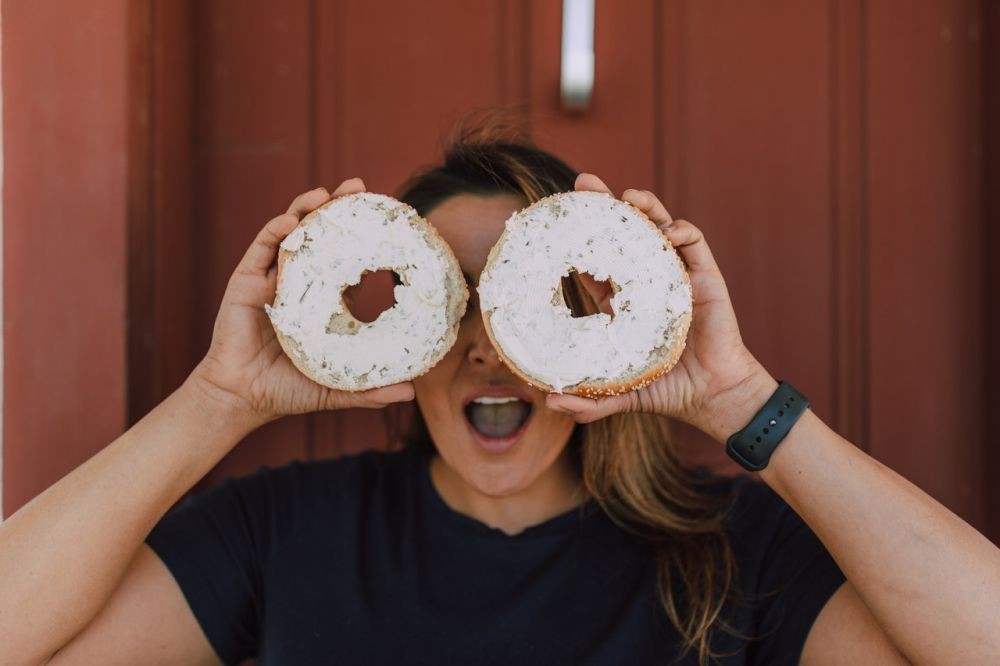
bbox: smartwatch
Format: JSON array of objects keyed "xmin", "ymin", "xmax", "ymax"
[{"xmin": 725, "ymin": 381, "xmax": 809, "ymax": 471}]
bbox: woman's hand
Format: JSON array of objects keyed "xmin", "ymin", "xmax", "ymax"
[
  {"xmin": 190, "ymin": 178, "xmax": 415, "ymax": 426},
  {"xmin": 546, "ymin": 173, "xmax": 776, "ymax": 442}
]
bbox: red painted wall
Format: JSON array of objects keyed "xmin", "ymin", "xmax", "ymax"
[
  {"xmin": 982, "ymin": 0, "xmax": 1000, "ymax": 542},
  {"xmin": 2, "ymin": 1, "xmax": 128, "ymax": 514},
  {"xmin": 867, "ymin": 0, "xmax": 985, "ymax": 527}
]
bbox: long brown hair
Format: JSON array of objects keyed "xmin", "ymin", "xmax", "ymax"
[{"xmin": 396, "ymin": 118, "xmax": 738, "ymax": 664}]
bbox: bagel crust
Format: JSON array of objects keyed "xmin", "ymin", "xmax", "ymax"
[
  {"xmin": 265, "ymin": 192, "xmax": 468, "ymax": 391},
  {"xmin": 477, "ymin": 191, "xmax": 692, "ymax": 397}
]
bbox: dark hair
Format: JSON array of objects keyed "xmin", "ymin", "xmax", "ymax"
[
  {"xmin": 393, "ymin": 120, "xmax": 738, "ymax": 665},
  {"xmin": 398, "ymin": 131, "xmax": 578, "ymax": 217}
]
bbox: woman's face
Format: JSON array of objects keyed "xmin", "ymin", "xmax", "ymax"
[{"xmin": 413, "ymin": 194, "xmax": 578, "ymax": 499}]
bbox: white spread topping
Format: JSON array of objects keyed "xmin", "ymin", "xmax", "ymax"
[
  {"xmin": 281, "ymin": 225, "xmax": 307, "ymax": 252},
  {"xmin": 472, "ymin": 396, "xmax": 522, "ymax": 405},
  {"xmin": 265, "ymin": 192, "xmax": 461, "ymax": 389},
  {"xmin": 477, "ymin": 191, "xmax": 692, "ymax": 393}
]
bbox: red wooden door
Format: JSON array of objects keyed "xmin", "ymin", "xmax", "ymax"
[{"xmin": 3, "ymin": 1, "xmax": 995, "ymax": 543}]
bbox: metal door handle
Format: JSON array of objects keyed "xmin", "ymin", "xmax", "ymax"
[{"xmin": 561, "ymin": 0, "xmax": 594, "ymax": 111}]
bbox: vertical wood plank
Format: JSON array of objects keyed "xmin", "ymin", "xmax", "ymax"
[
  {"xmin": 2, "ymin": 1, "xmax": 129, "ymax": 514},
  {"xmin": 657, "ymin": 1, "xmax": 836, "ymax": 471},
  {"xmin": 657, "ymin": 0, "xmax": 681, "ymax": 205},
  {"xmin": 529, "ymin": 0, "xmax": 658, "ymax": 193},
  {"xmin": 498, "ymin": 0, "xmax": 532, "ymax": 113},
  {"xmin": 317, "ymin": 0, "xmax": 515, "ymax": 196},
  {"xmin": 150, "ymin": 0, "xmax": 199, "ymax": 413},
  {"xmin": 128, "ymin": 0, "xmax": 199, "ymax": 425},
  {"xmin": 867, "ymin": 0, "xmax": 984, "ymax": 526},
  {"xmin": 128, "ymin": 0, "xmax": 155, "ymax": 425},
  {"xmin": 192, "ymin": 0, "xmax": 314, "ymax": 486},
  {"xmin": 830, "ymin": 0, "xmax": 868, "ymax": 448},
  {"xmin": 984, "ymin": 0, "xmax": 1000, "ymax": 544}
]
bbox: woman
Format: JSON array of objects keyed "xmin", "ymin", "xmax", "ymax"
[{"xmin": 0, "ymin": 131, "xmax": 997, "ymax": 665}]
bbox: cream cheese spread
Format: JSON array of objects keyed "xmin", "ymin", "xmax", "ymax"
[
  {"xmin": 477, "ymin": 191, "xmax": 692, "ymax": 393},
  {"xmin": 265, "ymin": 192, "xmax": 459, "ymax": 390}
]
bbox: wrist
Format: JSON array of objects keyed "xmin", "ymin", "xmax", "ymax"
[
  {"xmin": 694, "ymin": 363, "xmax": 778, "ymax": 444},
  {"xmin": 182, "ymin": 362, "xmax": 273, "ymax": 434}
]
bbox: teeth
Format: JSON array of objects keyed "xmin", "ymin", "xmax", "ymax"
[
  {"xmin": 465, "ymin": 399, "xmax": 532, "ymax": 439},
  {"xmin": 472, "ymin": 396, "xmax": 521, "ymax": 405}
]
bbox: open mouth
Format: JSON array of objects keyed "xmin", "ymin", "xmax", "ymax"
[{"xmin": 463, "ymin": 396, "xmax": 533, "ymax": 439}]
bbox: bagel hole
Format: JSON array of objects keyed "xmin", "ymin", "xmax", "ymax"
[
  {"xmin": 342, "ymin": 269, "xmax": 400, "ymax": 323},
  {"xmin": 561, "ymin": 269, "xmax": 617, "ymax": 319}
]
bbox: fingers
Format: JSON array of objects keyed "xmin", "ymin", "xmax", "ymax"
[
  {"xmin": 622, "ymin": 188, "xmax": 673, "ymax": 228},
  {"xmin": 287, "ymin": 186, "xmax": 331, "ymax": 219},
  {"xmin": 575, "ymin": 172, "xmax": 613, "ymax": 194},
  {"xmin": 348, "ymin": 382, "xmax": 415, "ymax": 408},
  {"xmin": 318, "ymin": 381, "xmax": 415, "ymax": 411},
  {"xmin": 237, "ymin": 213, "xmax": 301, "ymax": 275},
  {"xmin": 239, "ymin": 179, "xmax": 367, "ymax": 276},
  {"xmin": 545, "ymin": 392, "xmax": 632, "ymax": 424},
  {"xmin": 575, "ymin": 271, "xmax": 616, "ymax": 314},
  {"xmin": 286, "ymin": 178, "xmax": 366, "ymax": 219},
  {"xmin": 662, "ymin": 218, "xmax": 721, "ymax": 273},
  {"xmin": 618, "ymin": 186, "xmax": 719, "ymax": 274},
  {"xmin": 329, "ymin": 177, "xmax": 366, "ymax": 199},
  {"xmin": 577, "ymin": 178, "xmax": 674, "ymax": 232}
]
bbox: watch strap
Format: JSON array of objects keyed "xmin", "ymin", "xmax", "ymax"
[{"xmin": 725, "ymin": 381, "xmax": 809, "ymax": 471}]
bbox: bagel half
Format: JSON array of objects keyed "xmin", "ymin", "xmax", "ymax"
[
  {"xmin": 265, "ymin": 192, "xmax": 468, "ymax": 391},
  {"xmin": 477, "ymin": 191, "xmax": 692, "ymax": 397}
]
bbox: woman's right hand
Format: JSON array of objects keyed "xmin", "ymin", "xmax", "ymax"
[{"xmin": 190, "ymin": 178, "xmax": 416, "ymax": 425}]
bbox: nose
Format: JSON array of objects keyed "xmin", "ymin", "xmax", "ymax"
[{"xmin": 465, "ymin": 315, "xmax": 502, "ymax": 367}]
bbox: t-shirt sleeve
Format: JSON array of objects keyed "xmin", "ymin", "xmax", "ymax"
[
  {"xmin": 145, "ymin": 467, "xmax": 279, "ymax": 665},
  {"xmin": 730, "ymin": 478, "xmax": 847, "ymax": 665}
]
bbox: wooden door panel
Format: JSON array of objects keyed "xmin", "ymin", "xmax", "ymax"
[
  {"xmin": 193, "ymin": 1, "xmax": 316, "ymax": 486},
  {"xmin": 316, "ymin": 0, "xmax": 529, "ymax": 195},
  {"xmin": 528, "ymin": 0, "xmax": 658, "ymax": 194},
  {"xmin": 133, "ymin": 0, "xmax": 199, "ymax": 426},
  {"xmin": 7, "ymin": 0, "xmax": 989, "ymax": 542},
  {"xmin": 666, "ymin": 1, "xmax": 835, "ymax": 412},
  {"xmin": 653, "ymin": 1, "xmax": 839, "ymax": 471},
  {"xmin": 2, "ymin": 1, "xmax": 130, "ymax": 515},
  {"xmin": 985, "ymin": 0, "xmax": 1000, "ymax": 542},
  {"xmin": 867, "ymin": 0, "xmax": 984, "ymax": 524}
]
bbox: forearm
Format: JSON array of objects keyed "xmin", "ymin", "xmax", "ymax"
[
  {"xmin": 763, "ymin": 413, "xmax": 999, "ymax": 663},
  {"xmin": 0, "ymin": 371, "xmax": 263, "ymax": 663},
  {"xmin": 706, "ymin": 373, "xmax": 1000, "ymax": 664}
]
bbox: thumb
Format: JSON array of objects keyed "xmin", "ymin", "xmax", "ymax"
[
  {"xmin": 545, "ymin": 392, "xmax": 631, "ymax": 423},
  {"xmin": 356, "ymin": 382, "xmax": 416, "ymax": 407},
  {"xmin": 574, "ymin": 172, "xmax": 613, "ymax": 194},
  {"xmin": 321, "ymin": 382, "xmax": 415, "ymax": 411}
]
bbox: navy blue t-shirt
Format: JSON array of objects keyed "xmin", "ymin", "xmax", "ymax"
[{"xmin": 145, "ymin": 447, "xmax": 844, "ymax": 664}]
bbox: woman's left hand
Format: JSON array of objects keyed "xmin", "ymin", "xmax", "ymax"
[{"xmin": 545, "ymin": 173, "xmax": 777, "ymax": 442}]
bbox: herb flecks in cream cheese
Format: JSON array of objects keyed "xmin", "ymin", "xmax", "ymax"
[
  {"xmin": 477, "ymin": 191, "xmax": 692, "ymax": 393},
  {"xmin": 265, "ymin": 193, "xmax": 459, "ymax": 390}
]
